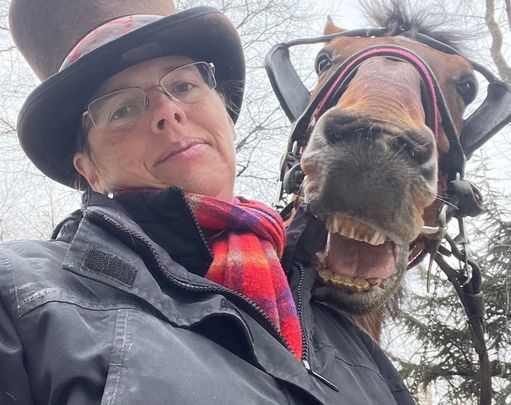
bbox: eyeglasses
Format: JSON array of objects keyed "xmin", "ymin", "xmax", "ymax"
[{"xmin": 83, "ymin": 61, "xmax": 217, "ymax": 132}]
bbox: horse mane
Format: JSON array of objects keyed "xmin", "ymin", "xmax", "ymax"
[{"xmin": 360, "ymin": 0, "xmax": 468, "ymax": 53}]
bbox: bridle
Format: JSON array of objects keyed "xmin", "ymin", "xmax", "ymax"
[
  {"xmin": 265, "ymin": 27, "xmax": 511, "ymax": 405},
  {"xmin": 266, "ymin": 27, "xmax": 511, "ymax": 196}
]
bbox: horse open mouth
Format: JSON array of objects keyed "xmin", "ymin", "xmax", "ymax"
[{"xmin": 316, "ymin": 213, "xmax": 397, "ymax": 293}]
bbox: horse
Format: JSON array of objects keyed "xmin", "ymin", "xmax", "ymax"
[
  {"xmin": 300, "ymin": 15, "xmax": 468, "ymax": 318},
  {"xmin": 266, "ymin": 2, "xmax": 511, "ymax": 403}
]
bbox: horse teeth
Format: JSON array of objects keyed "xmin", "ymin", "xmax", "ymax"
[
  {"xmin": 317, "ymin": 269, "xmax": 372, "ymax": 292},
  {"xmin": 333, "ymin": 273, "xmax": 353, "ymax": 283},
  {"xmin": 370, "ymin": 232, "xmax": 385, "ymax": 245},
  {"xmin": 353, "ymin": 277, "xmax": 370, "ymax": 289},
  {"xmin": 318, "ymin": 269, "xmax": 335, "ymax": 282},
  {"xmin": 325, "ymin": 216, "xmax": 336, "ymax": 233},
  {"xmin": 325, "ymin": 214, "xmax": 386, "ymax": 245}
]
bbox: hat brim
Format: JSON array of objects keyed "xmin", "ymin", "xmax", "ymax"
[{"xmin": 17, "ymin": 6, "xmax": 245, "ymax": 188}]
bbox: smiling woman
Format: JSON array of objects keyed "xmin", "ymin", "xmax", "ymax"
[
  {"xmin": 0, "ymin": 0, "xmax": 416, "ymax": 404},
  {"xmin": 74, "ymin": 56, "xmax": 237, "ymax": 199}
]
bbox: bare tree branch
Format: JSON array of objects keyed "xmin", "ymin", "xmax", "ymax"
[
  {"xmin": 0, "ymin": 45, "xmax": 15, "ymax": 53},
  {"xmin": 505, "ymin": 0, "xmax": 511, "ymax": 29},
  {"xmin": 485, "ymin": 0, "xmax": 511, "ymax": 82}
]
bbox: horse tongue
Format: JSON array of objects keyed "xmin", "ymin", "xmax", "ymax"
[{"xmin": 325, "ymin": 233, "xmax": 396, "ymax": 280}]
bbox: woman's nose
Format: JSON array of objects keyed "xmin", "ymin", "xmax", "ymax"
[{"xmin": 147, "ymin": 90, "xmax": 187, "ymax": 132}]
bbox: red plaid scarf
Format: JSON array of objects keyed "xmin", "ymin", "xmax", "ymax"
[{"xmin": 187, "ymin": 193, "xmax": 303, "ymax": 360}]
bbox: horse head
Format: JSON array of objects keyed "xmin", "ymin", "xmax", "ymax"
[
  {"xmin": 266, "ymin": 7, "xmax": 511, "ymax": 319},
  {"xmin": 301, "ymin": 17, "xmax": 476, "ymax": 315}
]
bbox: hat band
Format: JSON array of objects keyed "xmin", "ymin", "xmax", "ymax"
[{"xmin": 59, "ymin": 14, "xmax": 162, "ymax": 71}]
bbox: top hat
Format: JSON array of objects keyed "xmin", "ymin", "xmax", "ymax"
[{"xmin": 9, "ymin": 0, "xmax": 245, "ymax": 188}]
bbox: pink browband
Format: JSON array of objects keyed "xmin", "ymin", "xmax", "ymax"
[{"xmin": 309, "ymin": 46, "xmax": 440, "ymax": 141}]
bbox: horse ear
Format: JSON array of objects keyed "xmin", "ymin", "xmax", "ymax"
[{"xmin": 323, "ymin": 16, "xmax": 345, "ymax": 35}]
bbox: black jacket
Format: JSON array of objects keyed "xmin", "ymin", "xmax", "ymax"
[{"xmin": 0, "ymin": 188, "xmax": 415, "ymax": 404}]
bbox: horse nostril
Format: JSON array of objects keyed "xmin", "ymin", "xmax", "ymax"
[
  {"xmin": 325, "ymin": 124, "xmax": 380, "ymax": 145},
  {"xmin": 393, "ymin": 131, "xmax": 434, "ymax": 165},
  {"xmin": 322, "ymin": 112, "xmax": 364, "ymax": 144},
  {"xmin": 325, "ymin": 125, "xmax": 346, "ymax": 143}
]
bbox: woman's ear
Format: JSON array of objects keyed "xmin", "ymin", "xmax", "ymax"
[{"xmin": 73, "ymin": 153, "xmax": 105, "ymax": 193}]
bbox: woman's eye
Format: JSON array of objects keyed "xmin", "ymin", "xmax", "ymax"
[
  {"xmin": 111, "ymin": 105, "xmax": 134, "ymax": 120},
  {"xmin": 456, "ymin": 76, "xmax": 478, "ymax": 105},
  {"xmin": 172, "ymin": 81, "xmax": 196, "ymax": 95},
  {"xmin": 315, "ymin": 52, "xmax": 333, "ymax": 74}
]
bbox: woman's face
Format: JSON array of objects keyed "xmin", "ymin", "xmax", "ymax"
[{"xmin": 73, "ymin": 55, "xmax": 237, "ymax": 201}]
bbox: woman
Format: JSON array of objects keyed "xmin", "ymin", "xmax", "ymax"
[{"xmin": 0, "ymin": 0, "xmax": 415, "ymax": 404}]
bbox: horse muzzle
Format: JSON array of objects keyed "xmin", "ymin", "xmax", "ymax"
[{"xmin": 301, "ymin": 106, "xmax": 438, "ymax": 245}]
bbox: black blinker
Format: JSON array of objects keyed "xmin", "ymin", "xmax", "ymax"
[
  {"xmin": 461, "ymin": 80, "xmax": 511, "ymax": 159},
  {"xmin": 265, "ymin": 43, "xmax": 310, "ymax": 122}
]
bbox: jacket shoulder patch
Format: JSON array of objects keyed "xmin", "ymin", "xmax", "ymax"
[{"xmin": 83, "ymin": 246, "xmax": 137, "ymax": 288}]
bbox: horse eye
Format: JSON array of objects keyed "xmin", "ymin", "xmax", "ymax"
[
  {"xmin": 456, "ymin": 76, "xmax": 478, "ymax": 105},
  {"xmin": 315, "ymin": 52, "xmax": 333, "ymax": 74}
]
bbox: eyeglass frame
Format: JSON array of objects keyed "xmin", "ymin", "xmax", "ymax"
[{"xmin": 81, "ymin": 61, "xmax": 217, "ymax": 132}]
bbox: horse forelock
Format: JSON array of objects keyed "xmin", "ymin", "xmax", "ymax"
[{"xmin": 360, "ymin": 0, "xmax": 468, "ymax": 54}]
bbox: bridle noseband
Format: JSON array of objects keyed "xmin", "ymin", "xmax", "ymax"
[{"xmin": 304, "ymin": 44, "xmax": 460, "ymax": 170}]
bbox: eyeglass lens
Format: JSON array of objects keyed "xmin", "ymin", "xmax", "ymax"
[{"xmin": 88, "ymin": 62, "xmax": 216, "ymax": 131}]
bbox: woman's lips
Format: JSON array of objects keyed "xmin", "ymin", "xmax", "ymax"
[{"xmin": 155, "ymin": 139, "xmax": 207, "ymax": 164}]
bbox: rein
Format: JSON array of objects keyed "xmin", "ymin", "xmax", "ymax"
[{"xmin": 264, "ymin": 28, "xmax": 511, "ymax": 405}]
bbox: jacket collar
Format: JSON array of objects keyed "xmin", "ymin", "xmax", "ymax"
[
  {"xmin": 62, "ymin": 188, "xmax": 224, "ymax": 324},
  {"xmin": 85, "ymin": 187, "xmax": 213, "ymax": 276},
  {"xmin": 112, "ymin": 187, "xmax": 213, "ymax": 276}
]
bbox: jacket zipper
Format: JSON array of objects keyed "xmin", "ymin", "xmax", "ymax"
[
  {"xmin": 88, "ymin": 209, "xmax": 294, "ymax": 355},
  {"xmin": 296, "ymin": 262, "xmax": 339, "ymax": 392}
]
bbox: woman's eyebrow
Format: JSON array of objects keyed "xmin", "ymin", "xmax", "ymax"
[
  {"xmin": 92, "ymin": 62, "xmax": 193, "ymax": 100},
  {"xmin": 163, "ymin": 63, "xmax": 189, "ymax": 73}
]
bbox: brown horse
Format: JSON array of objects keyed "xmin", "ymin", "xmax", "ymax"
[
  {"xmin": 267, "ymin": 5, "xmax": 511, "ymax": 403},
  {"xmin": 301, "ymin": 15, "xmax": 474, "ymax": 317},
  {"xmin": 268, "ymin": 5, "xmax": 487, "ymax": 340}
]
